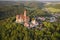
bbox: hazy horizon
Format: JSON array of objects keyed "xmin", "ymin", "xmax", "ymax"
[{"xmin": 0, "ymin": 0, "xmax": 60, "ymax": 1}]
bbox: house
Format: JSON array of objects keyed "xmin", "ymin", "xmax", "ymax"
[
  {"xmin": 37, "ymin": 17, "xmax": 45, "ymax": 21},
  {"xmin": 55, "ymin": 13, "xmax": 60, "ymax": 16},
  {"xmin": 45, "ymin": 16, "xmax": 56, "ymax": 22},
  {"xmin": 50, "ymin": 17, "xmax": 56, "ymax": 22},
  {"xmin": 24, "ymin": 22, "xmax": 30, "ymax": 27},
  {"xmin": 29, "ymin": 18, "xmax": 39, "ymax": 28}
]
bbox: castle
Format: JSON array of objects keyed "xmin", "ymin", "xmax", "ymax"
[
  {"xmin": 16, "ymin": 10, "xmax": 39, "ymax": 28},
  {"xmin": 16, "ymin": 10, "xmax": 29, "ymax": 23},
  {"xmin": 15, "ymin": 9, "xmax": 57, "ymax": 29},
  {"xmin": 16, "ymin": 10, "xmax": 30, "ymax": 27}
]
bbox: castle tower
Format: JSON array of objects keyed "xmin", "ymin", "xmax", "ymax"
[
  {"xmin": 24, "ymin": 10, "xmax": 27, "ymax": 22},
  {"xmin": 16, "ymin": 15, "xmax": 19, "ymax": 22},
  {"xmin": 24, "ymin": 10, "xmax": 26, "ymax": 17}
]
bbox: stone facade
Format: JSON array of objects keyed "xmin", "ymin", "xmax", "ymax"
[{"xmin": 16, "ymin": 10, "xmax": 30, "ymax": 23}]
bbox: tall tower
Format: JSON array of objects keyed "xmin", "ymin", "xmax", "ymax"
[
  {"xmin": 24, "ymin": 10, "xmax": 26, "ymax": 17},
  {"xmin": 24, "ymin": 10, "xmax": 27, "ymax": 22}
]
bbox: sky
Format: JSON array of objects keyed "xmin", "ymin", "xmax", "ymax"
[{"xmin": 0, "ymin": 0, "xmax": 60, "ymax": 1}]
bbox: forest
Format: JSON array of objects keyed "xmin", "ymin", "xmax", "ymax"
[{"xmin": 0, "ymin": 1, "xmax": 60, "ymax": 40}]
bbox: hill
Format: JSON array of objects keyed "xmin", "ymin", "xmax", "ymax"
[{"xmin": 0, "ymin": 1, "xmax": 60, "ymax": 40}]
